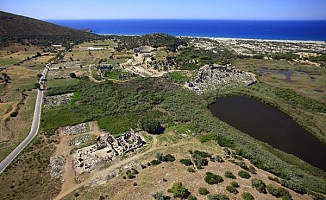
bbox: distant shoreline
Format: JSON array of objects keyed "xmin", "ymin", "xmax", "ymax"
[
  {"xmin": 47, "ymin": 19, "xmax": 326, "ymax": 42},
  {"xmin": 100, "ymin": 33, "xmax": 326, "ymax": 44}
]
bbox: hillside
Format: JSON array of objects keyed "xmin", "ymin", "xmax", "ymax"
[{"xmin": 0, "ymin": 11, "xmax": 97, "ymax": 46}]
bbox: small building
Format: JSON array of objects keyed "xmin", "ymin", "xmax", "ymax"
[
  {"xmin": 52, "ymin": 44, "xmax": 62, "ymax": 48},
  {"xmin": 87, "ymin": 47, "xmax": 105, "ymax": 51},
  {"xmin": 0, "ymin": 67, "xmax": 7, "ymax": 70}
]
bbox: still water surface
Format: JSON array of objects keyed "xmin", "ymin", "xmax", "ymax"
[{"xmin": 209, "ymin": 96, "xmax": 326, "ymax": 171}]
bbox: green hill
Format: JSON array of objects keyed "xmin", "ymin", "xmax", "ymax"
[{"xmin": 0, "ymin": 11, "xmax": 97, "ymax": 46}]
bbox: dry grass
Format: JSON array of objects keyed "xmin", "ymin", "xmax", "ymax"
[
  {"xmin": 60, "ymin": 133, "xmax": 311, "ymax": 200},
  {"xmin": 0, "ymin": 44, "xmax": 49, "ymax": 160}
]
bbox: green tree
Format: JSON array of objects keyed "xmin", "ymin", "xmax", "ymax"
[
  {"xmin": 70, "ymin": 72, "xmax": 77, "ymax": 78},
  {"xmin": 34, "ymin": 82, "xmax": 41, "ymax": 89},
  {"xmin": 139, "ymin": 118, "xmax": 162, "ymax": 134},
  {"xmin": 169, "ymin": 182, "xmax": 189, "ymax": 199}
]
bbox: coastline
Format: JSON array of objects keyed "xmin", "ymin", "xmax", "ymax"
[{"xmin": 99, "ymin": 33, "xmax": 326, "ymax": 44}]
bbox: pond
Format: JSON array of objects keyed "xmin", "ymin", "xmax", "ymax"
[{"xmin": 209, "ymin": 96, "xmax": 326, "ymax": 171}]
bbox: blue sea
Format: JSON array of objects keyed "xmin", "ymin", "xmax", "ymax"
[{"xmin": 46, "ymin": 19, "xmax": 326, "ymax": 41}]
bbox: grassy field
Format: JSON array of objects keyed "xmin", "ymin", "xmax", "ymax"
[
  {"xmin": 77, "ymin": 39, "xmax": 116, "ymax": 48},
  {"xmin": 0, "ymin": 44, "xmax": 51, "ymax": 161},
  {"xmin": 46, "ymin": 78, "xmax": 80, "ymax": 88}
]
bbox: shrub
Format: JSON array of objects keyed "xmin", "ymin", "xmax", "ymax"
[
  {"xmin": 230, "ymin": 181, "xmax": 239, "ymax": 188},
  {"xmin": 187, "ymin": 195, "xmax": 197, "ymax": 200},
  {"xmin": 225, "ymin": 171, "xmax": 236, "ymax": 179},
  {"xmin": 278, "ymin": 187, "xmax": 292, "ymax": 200},
  {"xmin": 163, "ymin": 178, "xmax": 168, "ymax": 182},
  {"xmin": 226, "ymin": 185, "xmax": 239, "ymax": 194},
  {"xmin": 164, "ymin": 154, "xmax": 176, "ymax": 162},
  {"xmin": 242, "ymin": 192, "xmax": 254, "ymax": 200},
  {"xmin": 126, "ymin": 170, "xmax": 135, "ymax": 179},
  {"xmin": 248, "ymin": 165, "xmax": 257, "ymax": 174},
  {"xmin": 133, "ymin": 182, "xmax": 137, "ymax": 186},
  {"xmin": 10, "ymin": 111, "xmax": 18, "ymax": 117},
  {"xmin": 238, "ymin": 171, "xmax": 251, "ymax": 179},
  {"xmin": 268, "ymin": 176, "xmax": 280, "ymax": 183},
  {"xmin": 150, "ymin": 159, "xmax": 162, "ymax": 166},
  {"xmin": 207, "ymin": 193, "xmax": 229, "ymax": 200},
  {"xmin": 180, "ymin": 159, "xmax": 193, "ymax": 166},
  {"xmin": 216, "ymin": 155, "xmax": 224, "ymax": 163},
  {"xmin": 279, "ymin": 179, "xmax": 306, "ymax": 194},
  {"xmin": 205, "ymin": 172, "xmax": 224, "ymax": 185},
  {"xmin": 152, "ymin": 191, "xmax": 170, "ymax": 200},
  {"xmin": 267, "ymin": 184, "xmax": 281, "ymax": 197},
  {"xmin": 191, "ymin": 154, "xmax": 208, "ymax": 169},
  {"xmin": 251, "ymin": 178, "xmax": 267, "ymax": 194},
  {"xmin": 239, "ymin": 162, "xmax": 249, "ymax": 170},
  {"xmin": 198, "ymin": 187, "xmax": 210, "ymax": 195},
  {"xmin": 187, "ymin": 167, "xmax": 195, "ymax": 172}
]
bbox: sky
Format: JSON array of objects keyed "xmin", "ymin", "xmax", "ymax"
[{"xmin": 1, "ymin": 0, "xmax": 326, "ymax": 20}]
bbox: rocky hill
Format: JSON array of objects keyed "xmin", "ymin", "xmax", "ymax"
[{"xmin": 0, "ymin": 11, "xmax": 97, "ymax": 46}]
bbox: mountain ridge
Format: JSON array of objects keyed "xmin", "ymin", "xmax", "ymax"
[{"xmin": 0, "ymin": 11, "xmax": 97, "ymax": 46}]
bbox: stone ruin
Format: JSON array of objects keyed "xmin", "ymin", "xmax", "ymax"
[
  {"xmin": 64, "ymin": 122, "xmax": 93, "ymax": 135},
  {"xmin": 48, "ymin": 155, "xmax": 66, "ymax": 178},
  {"xmin": 43, "ymin": 93, "xmax": 74, "ymax": 107},
  {"xmin": 72, "ymin": 129, "xmax": 146, "ymax": 175},
  {"xmin": 185, "ymin": 64, "xmax": 257, "ymax": 93}
]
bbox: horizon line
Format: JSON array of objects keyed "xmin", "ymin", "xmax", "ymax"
[{"xmin": 43, "ymin": 18, "xmax": 326, "ymax": 21}]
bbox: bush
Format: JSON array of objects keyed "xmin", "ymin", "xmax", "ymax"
[
  {"xmin": 226, "ymin": 185, "xmax": 239, "ymax": 194},
  {"xmin": 10, "ymin": 111, "xmax": 18, "ymax": 117},
  {"xmin": 225, "ymin": 171, "xmax": 236, "ymax": 179},
  {"xmin": 251, "ymin": 178, "xmax": 267, "ymax": 194},
  {"xmin": 267, "ymin": 184, "xmax": 281, "ymax": 197},
  {"xmin": 205, "ymin": 172, "xmax": 224, "ymax": 185},
  {"xmin": 126, "ymin": 170, "xmax": 135, "ymax": 179},
  {"xmin": 152, "ymin": 191, "xmax": 170, "ymax": 200},
  {"xmin": 187, "ymin": 195, "xmax": 197, "ymax": 200},
  {"xmin": 150, "ymin": 159, "xmax": 162, "ymax": 166},
  {"xmin": 238, "ymin": 171, "xmax": 251, "ymax": 179},
  {"xmin": 216, "ymin": 155, "xmax": 224, "ymax": 163},
  {"xmin": 180, "ymin": 159, "xmax": 193, "ymax": 166},
  {"xmin": 198, "ymin": 187, "xmax": 210, "ymax": 195},
  {"xmin": 187, "ymin": 167, "xmax": 195, "ymax": 172},
  {"xmin": 207, "ymin": 193, "xmax": 229, "ymax": 200},
  {"xmin": 278, "ymin": 187, "xmax": 292, "ymax": 200},
  {"xmin": 230, "ymin": 181, "xmax": 239, "ymax": 188},
  {"xmin": 248, "ymin": 165, "xmax": 257, "ymax": 174},
  {"xmin": 239, "ymin": 162, "xmax": 249, "ymax": 170},
  {"xmin": 164, "ymin": 154, "xmax": 176, "ymax": 162},
  {"xmin": 242, "ymin": 192, "xmax": 254, "ymax": 200},
  {"xmin": 268, "ymin": 176, "xmax": 280, "ymax": 183}
]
